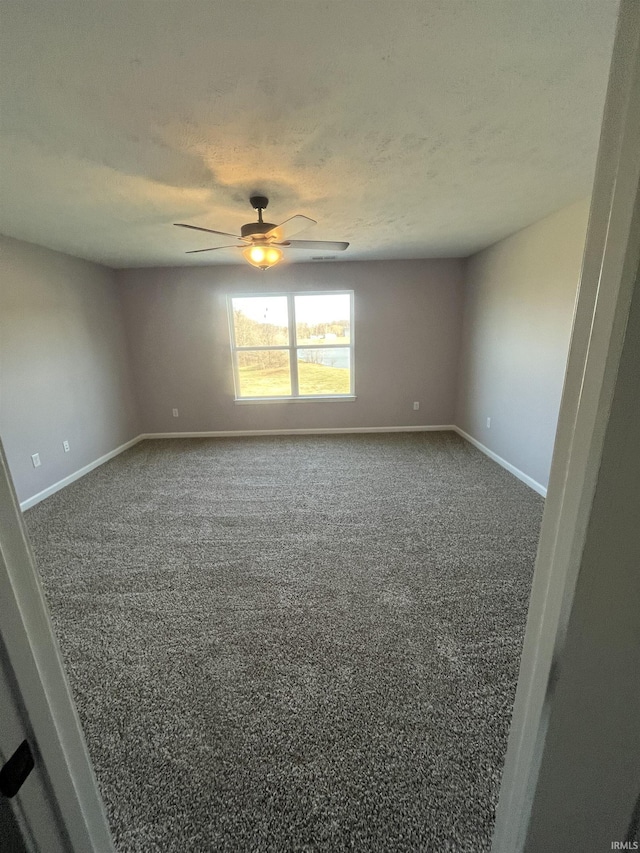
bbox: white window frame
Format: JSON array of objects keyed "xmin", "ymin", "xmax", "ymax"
[{"xmin": 227, "ymin": 290, "xmax": 355, "ymax": 402}]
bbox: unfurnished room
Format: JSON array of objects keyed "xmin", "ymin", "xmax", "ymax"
[{"xmin": 2, "ymin": 2, "xmax": 640, "ymax": 852}]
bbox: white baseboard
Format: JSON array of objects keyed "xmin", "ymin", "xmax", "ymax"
[
  {"xmin": 20, "ymin": 436, "xmax": 144, "ymax": 511},
  {"xmin": 453, "ymin": 427, "xmax": 547, "ymax": 497},
  {"xmin": 140, "ymin": 425, "xmax": 457, "ymax": 439},
  {"xmin": 20, "ymin": 426, "xmax": 545, "ymax": 508}
]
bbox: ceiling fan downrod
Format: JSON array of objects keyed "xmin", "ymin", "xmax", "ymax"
[{"xmin": 250, "ymin": 195, "xmax": 269, "ymax": 225}]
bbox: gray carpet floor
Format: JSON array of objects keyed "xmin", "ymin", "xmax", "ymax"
[{"xmin": 25, "ymin": 433, "xmax": 543, "ymax": 852}]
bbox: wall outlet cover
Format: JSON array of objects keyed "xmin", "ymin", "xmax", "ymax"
[{"xmin": 31, "ymin": 453, "xmax": 41, "ymax": 468}]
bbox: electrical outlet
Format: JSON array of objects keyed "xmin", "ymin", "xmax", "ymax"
[
  {"xmin": 31, "ymin": 453, "xmax": 41, "ymax": 468},
  {"xmin": 63, "ymin": 440, "xmax": 70, "ymax": 453},
  {"xmin": 413, "ymin": 401, "xmax": 420, "ymax": 411},
  {"xmin": 172, "ymin": 408, "xmax": 179, "ymax": 418},
  {"xmin": 487, "ymin": 417, "xmax": 491, "ymax": 429}
]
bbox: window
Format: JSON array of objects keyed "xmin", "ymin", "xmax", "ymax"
[{"xmin": 228, "ymin": 291, "xmax": 354, "ymax": 400}]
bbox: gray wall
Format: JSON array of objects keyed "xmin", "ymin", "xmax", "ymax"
[
  {"xmin": 455, "ymin": 199, "xmax": 590, "ymax": 490},
  {"xmin": 0, "ymin": 235, "xmax": 139, "ymax": 504},
  {"xmin": 118, "ymin": 259, "xmax": 464, "ymax": 433},
  {"xmin": 2, "ymin": 205, "xmax": 587, "ymax": 502}
]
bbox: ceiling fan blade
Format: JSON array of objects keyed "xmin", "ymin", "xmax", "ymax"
[
  {"xmin": 264, "ymin": 215, "xmax": 317, "ymax": 241},
  {"xmin": 185, "ymin": 245, "xmax": 242, "ymax": 254},
  {"xmin": 175, "ymin": 223, "xmax": 246, "ymax": 241},
  {"xmin": 276, "ymin": 239, "xmax": 349, "ymax": 251}
]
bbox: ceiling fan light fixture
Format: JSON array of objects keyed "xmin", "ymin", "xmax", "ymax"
[{"xmin": 243, "ymin": 244, "xmax": 283, "ymax": 270}]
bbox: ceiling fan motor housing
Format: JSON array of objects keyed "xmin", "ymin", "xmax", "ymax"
[{"xmin": 241, "ymin": 221, "xmax": 277, "ymax": 239}]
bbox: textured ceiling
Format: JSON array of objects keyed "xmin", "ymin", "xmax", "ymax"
[{"xmin": 0, "ymin": 1, "xmax": 619, "ymax": 268}]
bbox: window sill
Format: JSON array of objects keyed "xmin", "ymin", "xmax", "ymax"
[{"xmin": 234, "ymin": 395, "xmax": 357, "ymax": 404}]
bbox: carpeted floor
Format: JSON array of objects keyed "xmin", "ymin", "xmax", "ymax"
[{"xmin": 25, "ymin": 433, "xmax": 543, "ymax": 852}]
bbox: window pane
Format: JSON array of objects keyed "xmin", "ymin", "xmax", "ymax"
[
  {"xmin": 237, "ymin": 350, "xmax": 291, "ymax": 397},
  {"xmin": 295, "ymin": 293, "xmax": 351, "ymax": 346},
  {"xmin": 232, "ymin": 296, "xmax": 289, "ymax": 346},
  {"xmin": 297, "ymin": 347, "xmax": 351, "ymax": 396}
]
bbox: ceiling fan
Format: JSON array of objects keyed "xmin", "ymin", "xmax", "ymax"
[{"xmin": 175, "ymin": 196, "xmax": 349, "ymax": 270}]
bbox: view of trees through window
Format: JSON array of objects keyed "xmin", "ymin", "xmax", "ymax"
[{"xmin": 229, "ymin": 293, "xmax": 353, "ymax": 398}]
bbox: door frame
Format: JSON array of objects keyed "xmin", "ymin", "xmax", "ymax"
[
  {"xmin": 492, "ymin": 1, "xmax": 640, "ymax": 849},
  {"xmin": 0, "ymin": 441, "xmax": 114, "ymax": 852}
]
